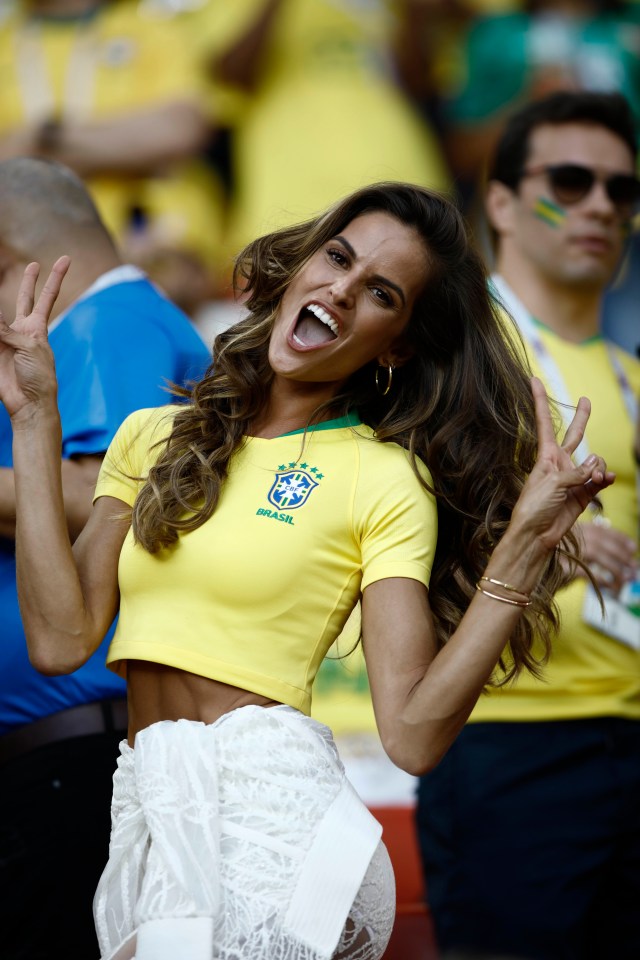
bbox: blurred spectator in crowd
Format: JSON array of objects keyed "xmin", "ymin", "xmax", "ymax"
[
  {"xmin": 439, "ymin": 0, "xmax": 640, "ymax": 352},
  {"xmin": 442, "ymin": 0, "xmax": 640, "ymax": 186},
  {"xmin": 204, "ymin": 0, "xmax": 450, "ymax": 250},
  {"xmin": 394, "ymin": 0, "xmax": 524, "ymax": 194},
  {"xmin": 392, "ymin": 0, "xmax": 502, "ymax": 136},
  {"xmin": 0, "ymin": 157, "xmax": 210, "ymax": 960},
  {"xmin": 417, "ymin": 92, "xmax": 640, "ymax": 960},
  {"xmin": 0, "ymin": 0, "xmax": 226, "ymax": 312}
]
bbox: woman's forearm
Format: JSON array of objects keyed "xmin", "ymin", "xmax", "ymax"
[
  {"xmin": 365, "ymin": 525, "xmax": 555, "ymax": 776},
  {"xmin": 401, "ymin": 529, "xmax": 551, "ymax": 768},
  {"xmin": 0, "ymin": 257, "xmax": 118, "ymax": 673},
  {"xmin": 396, "ymin": 409, "xmax": 611, "ymax": 771},
  {"xmin": 12, "ymin": 409, "xmax": 97, "ymax": 673}
]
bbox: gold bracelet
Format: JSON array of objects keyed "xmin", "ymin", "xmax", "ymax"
[
  {"xmin": 479, "ymin": 575, "xmax": 529, "ymax": 597},
  {"xmin": 476, "ymin": 584, "xmax": 532, "ymax": 607}
]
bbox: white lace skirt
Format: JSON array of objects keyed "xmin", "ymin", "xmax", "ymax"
[{"xmin": 94, "ymin": 705, "xmax": 395, "ymax": 960}]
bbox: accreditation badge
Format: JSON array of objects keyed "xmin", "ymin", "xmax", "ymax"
[{"xmin": 582, "ymin": 580, "xmax": 640, "ymax": 651}]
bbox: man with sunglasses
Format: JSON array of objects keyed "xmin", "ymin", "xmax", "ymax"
[{"xmin": 417, "ymin": 91, "xmax": 640, "ymax": 960}]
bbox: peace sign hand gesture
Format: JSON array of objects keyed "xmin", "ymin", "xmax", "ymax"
[
  {"xmin": 511, "ymin": 377, "xmax": 615, "ymax": 552},
  {"xmin": 0, "ymin": 257, "xmax": 70, "ymax": 422}
]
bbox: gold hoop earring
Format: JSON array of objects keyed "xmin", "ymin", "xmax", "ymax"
[{"xmin": 375, "ymin": 363, "xmax": 393, "ymax": 397}]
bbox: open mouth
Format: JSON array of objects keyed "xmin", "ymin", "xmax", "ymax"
[{"xmin": 292, "ymin": 303, "xmax": 339, "ymax": 348}]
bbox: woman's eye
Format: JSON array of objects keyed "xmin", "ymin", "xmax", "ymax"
[
  {"xmin": 327, "ymin": 247, "xmax": 348, "ymax": 267},
  {"xmin": 372, "ymin": 286, "xmax": 392, "ymax": 305}
]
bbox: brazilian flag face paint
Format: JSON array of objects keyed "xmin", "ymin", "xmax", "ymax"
[{"xmin": 533, "ymin": 196, "xmax": 567, "ymax": 228}]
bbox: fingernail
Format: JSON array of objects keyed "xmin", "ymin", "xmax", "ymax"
[{"xmin": 584, "ymin": 454, "xmax": 597, "ymax": 466}]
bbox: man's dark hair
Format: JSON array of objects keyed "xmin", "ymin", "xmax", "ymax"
[{"xmin": 489, "ymin": 92, "xmax": 638, "ymax": 189}]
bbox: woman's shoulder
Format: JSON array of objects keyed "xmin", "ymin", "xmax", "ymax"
[
  {"xmin": 104, "ymin": 404, "xmax": 185, "ymax": 473},
  {"xmin": 117, "ymin": 403, "xmax": 184, "ymax": 444}
]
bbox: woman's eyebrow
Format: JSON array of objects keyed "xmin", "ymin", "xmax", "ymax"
[{"xmin": 333, "ymin": 235, "xmax": 406, "ymax": 306}]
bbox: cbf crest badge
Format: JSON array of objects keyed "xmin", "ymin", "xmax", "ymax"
[{"xmin": 268, "ymin": 466, "xmax": 322, "ymax": 510}]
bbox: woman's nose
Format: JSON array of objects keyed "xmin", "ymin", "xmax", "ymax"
[{"xmin": 329, "ymin": 274, "xmax": 356, "ymax": 306}]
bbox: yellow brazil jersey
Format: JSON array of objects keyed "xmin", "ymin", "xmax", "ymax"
[
  {"xmin": 472, "ymin": 325, "xmax": 640, "ymax": 722},
  {"xmin": 94, "ymin": 406, "xmax": 438, "ymax": 715}
]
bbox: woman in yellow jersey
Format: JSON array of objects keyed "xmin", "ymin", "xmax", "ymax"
[{"xmin": 0, "ymin": 182, "xmax": 611, "ymax": 960}]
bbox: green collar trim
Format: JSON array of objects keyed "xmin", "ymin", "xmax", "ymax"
[
  {"xmin": 531, "ymin": 315, "xmax": 603, "ymax": 346},
  {"xmin": 280, "ymin": 411, "xmax": 362, "ymax": 437}
]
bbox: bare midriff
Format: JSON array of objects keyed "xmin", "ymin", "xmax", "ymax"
[{"xmin": 125, "ymin": 660, "xmax": 282, "ymax": 744}]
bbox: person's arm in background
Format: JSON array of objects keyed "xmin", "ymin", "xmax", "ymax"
[
  {"xmin": 574, "ymin": 521, "xmax": 636, "ymax": 593},
  {"xmin": 0, "ymin": 457, "xmax": 102, "ymax": 541},
  {"xmin": 566, "ymin": 376, "xmax": 640, "ymax": 594},
  {"xmin": 0, "ymin": 104, "xmax": 208, "ymax": 179},
  {"xmin": 30, "ymin": 105, "xmax": 208, "ymax": 179}
]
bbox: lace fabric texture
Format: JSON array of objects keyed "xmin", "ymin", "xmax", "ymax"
[{"xmin": 94, "ymin": 705, "xmax": 395, "ymax": 960}]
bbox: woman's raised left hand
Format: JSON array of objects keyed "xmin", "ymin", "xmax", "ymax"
[{"xmin": 510, "ymin": 376, "xmax": 615, "ymax": 552}]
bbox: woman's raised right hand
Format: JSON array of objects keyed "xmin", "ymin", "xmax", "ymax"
[
  {"xmin": 0, "ymin": 257, "xmax": 70, "ymax": 421},
  {"xmin": 508, "ymin": 377, "xmax": 615, "ymax": 554}
]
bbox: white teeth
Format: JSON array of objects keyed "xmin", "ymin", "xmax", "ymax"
[{"xmin": 307, "ymin": 303, "xmax": 339, "ymax": 336}]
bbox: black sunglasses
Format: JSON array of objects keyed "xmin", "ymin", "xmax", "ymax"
[{"xmin": 520, "ymin": 163, "xmax": 640, "ymax": 215}]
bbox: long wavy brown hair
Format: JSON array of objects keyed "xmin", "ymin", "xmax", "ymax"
[{"xmin": 132, "ymin": 182, "xmax": 577, "ymax": 683}]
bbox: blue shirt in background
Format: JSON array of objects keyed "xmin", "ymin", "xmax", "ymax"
[{"xmin": 0, "ymin": 266, "xmax": 211, "ymax": 734}]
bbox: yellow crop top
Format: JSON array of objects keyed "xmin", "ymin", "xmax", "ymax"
[{"xmin": 94, "ymin": 406, "xmax": 438, "ymax": 714}]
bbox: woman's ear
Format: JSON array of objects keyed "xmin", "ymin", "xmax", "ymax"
[{"xmin": 378, "ymin": 341, "xmax": 415, "ymax": 371}]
